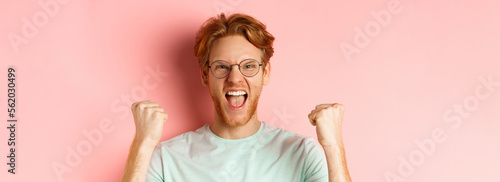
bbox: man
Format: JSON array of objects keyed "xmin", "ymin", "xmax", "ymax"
[{"xmin": 121, "ymin": 13, "xmax": 351, "ymax": 182}]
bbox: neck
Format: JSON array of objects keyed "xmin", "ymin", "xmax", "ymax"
[{"xmin": 209, "ymin": 113, "xmax": 261, "ymax": 139}]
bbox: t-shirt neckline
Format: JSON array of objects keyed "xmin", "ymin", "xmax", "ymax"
[{"xmin": 206, "ymin": 121, "xmax": 266, "ymax": 143}]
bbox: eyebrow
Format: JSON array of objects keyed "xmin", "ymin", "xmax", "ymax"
[{"xmin": 211, "ymin": 58, "xmax": 259, "ymax": 63}]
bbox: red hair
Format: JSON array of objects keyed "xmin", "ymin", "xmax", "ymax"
[{"xmin": 194, "ymin": 13, "xmax": 275, "ymax": 73}]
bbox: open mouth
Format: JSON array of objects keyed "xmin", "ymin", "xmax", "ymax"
[{"xmin": 225, "ymin": 90, "xmax": 248, "ymax": 109}]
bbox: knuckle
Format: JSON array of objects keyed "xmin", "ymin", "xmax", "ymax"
[
  {"xmin": 132, "ymin": 102, "xmax": 140, "ymax": 110},
  {"xmin": 153, "ymin": 111, "xmax": 163, "ymax": 119},
  {"xmin": 333, "ymin": 103, "xmax": 344, "ymax": 110},
  {"xmin": 137, "ymin": 103, "xmax": 146, "ymax": 110},
  {"xmin": 321, "ymin": 107, "xmax": 330, "ymax": 112},
  {"xmin": 145, "ymin": 107, "xmax": 154, "ymax": 114},
  {"xmin": 152, "ymin": 112, "xmax": 160, "ymax": 119}
]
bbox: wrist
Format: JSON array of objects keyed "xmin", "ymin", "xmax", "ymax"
[
  {"xmin": 319, "ymin": 136, "xmax": 344, "ymax": 149},
  {"xmin": 132, "ymin": 136, "xmax": 158, "ymax": 149}
]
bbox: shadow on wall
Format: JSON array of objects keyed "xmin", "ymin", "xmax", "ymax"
[
  {"xmin": 153, "ymin": 15, "xmax": 214, "ymax": 134},
  {"xmin": 172, "ymin": 27, "xmax": 214, "ymax": 127},
  {"xmin": 110, "ymin": 8, "xmax": 214, "ymax": 182}
]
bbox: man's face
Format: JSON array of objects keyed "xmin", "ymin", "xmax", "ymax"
[{"xmin": 202, "ymin": 35, "xmax": 270, "ymax": 127}]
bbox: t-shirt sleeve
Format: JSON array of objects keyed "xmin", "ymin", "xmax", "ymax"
[
  {"xmin": 145, "ymin": 145, "xmax": 165, "ymax": 182},
  {"xmin": 303, "ymin": 138, "xmax": 329, "ymax": 182}
]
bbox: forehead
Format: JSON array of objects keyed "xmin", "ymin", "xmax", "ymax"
[{"xmin": 209, "ymin": 35, "xmax": 262, "ymax": 64}]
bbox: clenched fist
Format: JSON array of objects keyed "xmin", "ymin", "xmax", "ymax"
[
  {"xmin": 308, "ymin": 103, "xmax": 345, "ymax": 147},
  {"xmin": 131, "ymin": 100, "xmax": 168, "ymax": 145}
]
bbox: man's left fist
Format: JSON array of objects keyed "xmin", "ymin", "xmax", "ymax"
[{"xmin": 308, "ymin": 103, "xmax": 345, "ymax": 147}]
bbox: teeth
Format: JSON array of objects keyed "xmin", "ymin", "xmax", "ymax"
[{"xmin": 227, "ymin": 90, "xmax": 247, "ymax": 96}]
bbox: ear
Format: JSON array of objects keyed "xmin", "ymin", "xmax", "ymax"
[
  {"xmin": 263, "ymin": 61, "xmax": 271, "ymax": 85},
  {"xmin": 200, "ymin": 68, "xmax": 209, "ymax": 86}
]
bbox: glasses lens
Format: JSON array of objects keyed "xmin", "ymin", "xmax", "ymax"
[
  {"xmin": 240, "ymin": 59, "xmax": 260, "ymax": 77},
  {"xmin": 211, "ymin": 61, "xmax": 230, "ymax": 78}
]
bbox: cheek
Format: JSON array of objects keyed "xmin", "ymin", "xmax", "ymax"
[
  {"xmin": 248, "ymin": 79, "xmax": 264, "ymax": 95},
  {"xmin": 207, "ymin": 79, "xmax": 223, "ymax": 95}
]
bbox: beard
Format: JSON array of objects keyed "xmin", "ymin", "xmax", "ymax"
[{"xmin": 211, "ymin": 90, "xmax": 260, "ymax": 127}]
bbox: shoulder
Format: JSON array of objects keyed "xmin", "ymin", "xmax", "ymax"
[
  {"xmin": 261, "ymin": 122, "xmax": 319, "ymax": 151},
  {"xmin": 155, "ymin": 125, "xmax": 209, "ymax": 152}
]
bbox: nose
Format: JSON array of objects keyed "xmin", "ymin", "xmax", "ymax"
[{"xmin": 226, "ymin": 65, "xmax": 244, "ymax": 84}]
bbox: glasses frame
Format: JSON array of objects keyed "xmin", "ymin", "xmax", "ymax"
[{"xmin": 208, "ymin": 59, "xmax": 263, "ymax": 79}]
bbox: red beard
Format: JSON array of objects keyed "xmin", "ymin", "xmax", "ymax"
[{"xmin": 211, "ymin": 91, "xmax": 260, "ymax": 127}]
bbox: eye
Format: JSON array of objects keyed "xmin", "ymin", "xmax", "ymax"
[
  {"xmin": 216, "ymin": 65, "xmax": 229, "ymax": 69},
  {"xmin": 243, "ymin": 64, "xmax": 256, "ymax": 69}
]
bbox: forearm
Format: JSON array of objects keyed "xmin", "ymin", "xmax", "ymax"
[
  {"xmin": 121, "ymin": 138, "xmax": 157, "ymax": 182},
  {"xmin": 322, "ymin": 137, "xmax": 352, "ymax": 182}
]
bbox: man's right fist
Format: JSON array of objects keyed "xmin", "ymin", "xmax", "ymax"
[{"xmin": 131, "ymin": 100, "xmax": 168, "ymax": 145}]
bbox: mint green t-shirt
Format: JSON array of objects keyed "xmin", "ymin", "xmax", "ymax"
[{"xmin": 146, "ymin": 121, "xmax": 328, "ymax": 182}]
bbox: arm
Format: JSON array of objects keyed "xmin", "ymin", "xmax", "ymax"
[
  {"xmin": 121, "ymin": 139, "xmax": 157, "ymax": 182},
  {"xmin": 308, "ymin": 103, "xmax": 352, "ymax": 182},
  {"xmin": 321, "ymin": 135, "xmax": 351, "ymax": 182},
  {"xmin": 121, "ymin": 100, "xmax": 168, "ymax": 182}
]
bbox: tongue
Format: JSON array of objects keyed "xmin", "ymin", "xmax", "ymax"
[{"xmin": 227, "ymin": 95, "xmax": 245, "ymax": 108}]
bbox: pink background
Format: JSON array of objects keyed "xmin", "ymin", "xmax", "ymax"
[{"xmin": 1, "ymin": 0, "xmax": 500, "ymax": 181}]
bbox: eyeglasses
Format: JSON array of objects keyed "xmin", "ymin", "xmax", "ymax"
[{"xmin": 208, "ymin": 59, "xmax": 263, "ymax": 79}]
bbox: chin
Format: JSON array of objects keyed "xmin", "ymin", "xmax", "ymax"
[
  {"xmin": 219, "ymin": 105, "xmax": 251, "ymax": 127},
  {"xmin": 213, "ymin": 93, "xmax": 259, "ymax": 127}
]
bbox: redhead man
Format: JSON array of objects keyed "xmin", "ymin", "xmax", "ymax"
[{"xmin": 121, "ymin": 13, "xmax": 351, "ymax": 182}]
